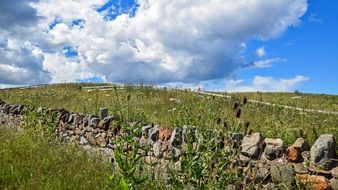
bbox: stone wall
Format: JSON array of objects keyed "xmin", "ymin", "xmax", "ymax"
[{"xmin": 0, "ymin": 99, "xmax": 337, "ymax": 190}]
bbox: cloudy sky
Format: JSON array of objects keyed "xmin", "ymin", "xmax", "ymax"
[{"xmin": 0, "ymin": 0, "xmax": 337, "ymax": 94}]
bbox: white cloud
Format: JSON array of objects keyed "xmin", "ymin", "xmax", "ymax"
[
  {"xmin": 162, "ymin": 75, "xmax": 309, "ymax": 93},
  {"xmin": 36, "ymin": 0, "xmax": 307, "ymax": 83},
  {"xmin": 224, "ymin": 75, "xmax": 310, "ymax": 92},
  {"xmin": 256, "ymin": 47, "xmax": 266, "ymax": 57},
  {"xmin": 1, "ymin": 0, "xmax": 308, "ymax": 86},
  {"xmin": 252, "ymin": 58, "xmax": 286, "ymax": 68},
  {"xmin": 0, "ymin": 38, "xmax": 51, "ymax": 85}
]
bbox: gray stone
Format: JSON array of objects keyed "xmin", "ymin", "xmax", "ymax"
[
  {"xmin": 68, "ymin": 114, "xmax": 77, "ymax": 124},
  {"xmin": 332, "ymin": 167, "xmax": 338, "ymax": 178},
  {"xmin": 241, "ymin": 133, "xmax": 264, "ymax": 159},
  {"xmin": 170, "ymin": 127, "xmax": 183, "ymax": 148},
  {"xmin": 310, "ymin": 134, "xmax": 336, "ymax": 166},
  {"xmin": 99, "ymin": 108, "xmax": 108, "ymax": 119},
  {"xmin": 89, "ymin": 117, "xmax": 100, "ymax": 129},
  {"xmin": 142, "ymin": 125, "xmax": 153, "ymax": 138},
  {"xmin": 101, "ymin": 148, "xmax": 114, "ymax": 157},
  {"xmin": 293, "ymin": 163, "xmax": 308, "ymax": 174},
  {"xmin": 171, "ymin": 147, "xmax": 181, "ymax": 161},
  {"xmin": 2, "ymin": 104, "xmax": 11, "ymax": 114},
  {"xmin": 10, "ymin": 105, "xmax": 23, "ymax": 115},
  {"xmin": 256, "ymin": 161, "xmax": 271, "ymax": 182},
  {"xmin": 153, "ymin": 141, "xmax": 163, "ymax": 158},
  {"xmin": 231, "ymin": 133, "xmax": 244, "ymax": 144},
  {"xmin": 82, "ymin": 115, "xmax": 90, "ymax": 127},
  {"xmin": 36, "ymin": 107, "xmax": 43, "ymax": 114},
  {"xmin": 331, "ymin": 178, "xmax": 338, "ymax": 190},
  {"xmin": 149, "ymin": 125, "xmax": 160, "ymax": 142},
  {"xmin": 80, "ymin": 136, "xmax": 88, "ymax": 145},
  {"xmin": 264, "ymin": 138, "xmax": 284, "ymax": 160},
  {"xmin": 270, "ymin": 161, "xmax": 295, "ymax": 188}
]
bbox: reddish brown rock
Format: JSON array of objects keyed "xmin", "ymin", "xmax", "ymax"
[
  {"xmin": 159, "ymin": 126, "xmax": 172, "ymax": 141},
  {"xmin": 297, "ymin": 174, "xmax": 330, "ymax": 190},
  {"xmin": 285, "ymin": 138, "xmax": 309, "ymax": 163}
]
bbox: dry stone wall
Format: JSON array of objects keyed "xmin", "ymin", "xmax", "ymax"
[{"xmin": 0, "ymin": 99, "xmax": 337, "ymax": 190}]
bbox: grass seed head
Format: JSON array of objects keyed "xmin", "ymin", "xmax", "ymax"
[
  {"xmin": 243, "ymin": 96, "xmax": 248, "ymax": 105},
  {"xmin": 232, "ymin": 102, "xmax": 239, "ymax": 110},
  {"xmin": 235, "ymin": 108, "xmax": 241, "ymax": 118}
]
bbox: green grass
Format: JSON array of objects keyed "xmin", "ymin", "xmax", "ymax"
[
  {"xmin": 0, "ymin": 83, "xmax": 337, "ymax": 189},
  {"xmin": 0, "ymin": 83, "xmax": 337, "ymax": 146},
  {"xmin": 0, "ymin": 127, "xmax": 114, "ymax": 190}
]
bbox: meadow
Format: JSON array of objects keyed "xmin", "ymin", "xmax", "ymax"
[{"xmin": 0, "ymin": 83, "xmax": 337, "ymax": 189}]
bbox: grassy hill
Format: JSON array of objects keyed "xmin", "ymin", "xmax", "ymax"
[
  {"xmin": 1, "ymin": 83, "xmax": 337, "ymax": 145},
  {"xmin": 0, "ymin": 83, "xmax": 337, "ymax": 189}
]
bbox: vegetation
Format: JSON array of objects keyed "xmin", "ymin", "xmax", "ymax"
[
  {"xmin": 0, "ymin": 127, "xmax": 114, "ymax": 189},
  {"xmin": 1, "ymin": 83, "xmax": 336, "ymax": 145},
  {"xmin": 0, "ymin": 83, "xmax": 337, "ymax": 189}
]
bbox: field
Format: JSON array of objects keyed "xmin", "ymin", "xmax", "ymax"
[{"xmin": 0, "ymin": 83, "xmax": 337, "ymax": 189}]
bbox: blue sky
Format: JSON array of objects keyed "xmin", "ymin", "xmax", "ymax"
[
  {"xmin": 236, "ymin": 0, "xmax": 338, "ymax": 94},
  {"xmin": 0, "ymin": 0, "xmax": 337, "ymax": 94}
]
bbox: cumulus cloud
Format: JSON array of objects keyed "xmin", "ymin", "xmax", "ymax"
[
  {"xmin": 0, "ymin": 0, "xmax": 309, "ymax": 87},
  {"xmin": 0, "ymin": 0, "xmax": 40, "ymax": 30},
  {"xmin": 0, "ymin": 38, "xmax": 51, "ymax": 85},
  {"xmin": 33, "ymin": 0, "xmax": 308, "ymax": 84},
  {"xmin": 0, "ymin": 0, "xmax": 52, "ymax": 85}
]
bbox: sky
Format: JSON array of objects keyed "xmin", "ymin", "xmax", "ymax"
[{"xmin": 0, "ymin": 0, "xmax": 337, "ymax": 94}]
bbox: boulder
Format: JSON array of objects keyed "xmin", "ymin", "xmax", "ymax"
[
  {"xmin": 142, "ymin": 125, "xmax": 153, "ymax": 138},
  {"xmin": 169, "ymin": 127, "xmax": 183, "ymax": 148},
  {"xmin": 297, "ymin": 174, "xmax": 330, "ymax": 190},
  {"xmin": 80, "ymin": 136, "xmax": 88, "ymax": 145},
  {"xmin": 332, "ymin": 167, "xmax": 338, "ymax": 178},
  {"xmin": 149, "ymin": 125, "xmax": 160, "ymax": 142},
  {"xmin": 98, "ymin": 119, "xmax": 110, "ymax": 131},
  {"xmin": 85, "ymin": 132, "xmax": 97, "ymax": 146},
  {"xmin": 285, "ymin": 138, "xmax": 310, "ymax": 163},
  {"xmin": 159, "ymin": 126, "xmax": 172, "ymax": 141},
  {"xmin": 171, "ymin": 147, "xmax": 181, "ymax": 162},
  {"xmin": 89, "ymin": 117, "xmax": 100, "ymax": 129},
  {"xmin": 2, "ymin": 104, "xmax": 11, "ymax": 114},
  {"xmin": 270, "ymin": 161, "xmax": 295, "ymax": 188},
  {"xmin": 99, "ymin": 108, "xmax": 108, "ymax": 119},
  {"xmin": 330, "ymin": 178, "xmax": 338, "ymax": 190},
  {"xmin": 153, "ymin": 141, "xmax": 163, "ymax": 158},
  {"xmin": 231, "ymin": 133, "xmax": 244, "ymax": 145},
  {"xmin": 68, "ymin": 113, "xmax": 77, "ymax": 125},
  {"xmin": 241, "ymin": 133, "xmax": 264, "ymax": 159},
  {"xmin": 263, "ymin": 138, "xmax": 284, "ymax": 160},
  {"xmin": 9, "ymin": 105, "xmax": 23, "ymax": 115},
  {"xmin": 97, "ymin": 137, "xmax": 107, "ymax": 147},
  {"xmin": 310, "ymin": 134, "xmax": 336, "ymax": 169}
]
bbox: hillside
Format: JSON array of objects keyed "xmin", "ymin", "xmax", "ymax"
[
  {"xmin": 0, "ymin": 83, "xmax": 337, "ymax": 145},
  {"xmin": 0, "ymin": 83, "xmax": 337, "ymax": 189}
]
